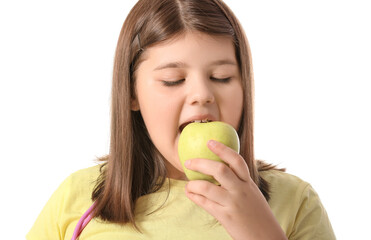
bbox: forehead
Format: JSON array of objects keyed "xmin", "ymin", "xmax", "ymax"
[{"xmin": 138, "ymin": 31, "xmax": 237, "ymax": 70}]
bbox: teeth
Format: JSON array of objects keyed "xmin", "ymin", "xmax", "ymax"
[
  {"xmin": 180, "ymin": 119, "xmax": 212, "ymax": 132},
  {"xmin": 192, "ymin": 119, "xmax": 209, "ymax": 123}
]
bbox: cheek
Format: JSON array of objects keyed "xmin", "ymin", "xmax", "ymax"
[
  {"xmin": 138, "ymin": 90, "xmax": 181, "ymax": 142},
  {"xmin": 139, "ymin": 95, "xmax": 182, "ymax": 169},
  {"xmin": 221, "ymin": 86, "xmax": 244, "ymax": 129}
]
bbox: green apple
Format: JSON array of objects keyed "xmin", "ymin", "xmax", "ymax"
[{"xmin": 178, "ymin": 121, "xmax": 240, "ymax": 185}]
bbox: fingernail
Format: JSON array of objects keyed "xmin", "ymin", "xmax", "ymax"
[{"xmin": 208, "ymin": 140, "xmax": 217, "ymax": 148}]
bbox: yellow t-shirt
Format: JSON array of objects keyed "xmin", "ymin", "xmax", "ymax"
[{"xmin": 27, "ymin": 165, "xmax": 335, "ymax": 239}]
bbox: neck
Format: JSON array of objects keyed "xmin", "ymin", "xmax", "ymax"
[{"xmin": 164, "ymin": 161, "xmax": 188, "ymax": 181}]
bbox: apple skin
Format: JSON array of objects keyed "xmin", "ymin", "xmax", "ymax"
[{"xmin": 178, "ymin": 121, "xmax": 240, "ymax": 185}]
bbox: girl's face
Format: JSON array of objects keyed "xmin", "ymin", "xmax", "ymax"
[{"xmin": 133, "ymin": 32, "xmax": 243, "ymax": 180}]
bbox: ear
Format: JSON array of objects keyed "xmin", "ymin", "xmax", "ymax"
[{"xmin": 131, "ymin": 97, "xmax": 140, "ymax": 111}]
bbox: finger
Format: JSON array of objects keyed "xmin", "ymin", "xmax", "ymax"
[
  {"xmin": 207, "ymin": 140, "xmax": 250, "ymax": 182},
  {"xmin": 185, "ymin": 188, "xmax": 224, "ymax": 219},
  {"xmin": 186, "ymin": 180, "xmax": 228, "ymax": 206},
  {"xmin": 185, "ymin": 158, "xmax": 239, "ymax": 189}
]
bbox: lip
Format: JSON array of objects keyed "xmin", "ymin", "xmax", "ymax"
[{"xmin": 179, "ymin": 114, "xmax": 217, "ymax": 133}]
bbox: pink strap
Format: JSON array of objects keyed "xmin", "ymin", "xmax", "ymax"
[{"xmin": 71, "ymin": 202, "xmax": 96, "ymax": 240}]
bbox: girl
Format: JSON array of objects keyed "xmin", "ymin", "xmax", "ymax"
[{"xmin": 27, "ymin": 0, "xmax": 335, "ymax": 239}]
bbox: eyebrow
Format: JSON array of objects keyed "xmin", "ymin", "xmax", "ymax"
[
  {"xmin": 153, "ymin": 61, "xmax": 187, "ymax": 71},
  {"xmin": 153, "ymin": 59, "xmax": 237, "ymax": 71}
]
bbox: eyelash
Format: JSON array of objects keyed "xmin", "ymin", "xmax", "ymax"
[
  {"xmin": 162, "ymin": 79, "xmax": 185, "ymax": 86},
  {"xmin": 162, "ymin": 77, "xmax": 231, "ymax": 86},
  {"xmin": 211, "ymin": 77, "xmax": 231, "ymax": 83}
]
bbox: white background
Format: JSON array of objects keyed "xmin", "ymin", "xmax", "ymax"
[{"xmin": 0, "ymin": 0, "xmax": 370, "ymax": 239}]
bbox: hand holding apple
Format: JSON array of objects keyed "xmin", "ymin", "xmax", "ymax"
[
  {"xmin": 178, "ymin": 121, "xmax": 240, "ymax": 184},
  {"xmin": 183, "ymin": 138, "xmax": 288, "ymax": 240}
]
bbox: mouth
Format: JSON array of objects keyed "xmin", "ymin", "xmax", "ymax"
[{"xmin": 179, "ymin": 119, "xmax": 213, "ymax": 133}]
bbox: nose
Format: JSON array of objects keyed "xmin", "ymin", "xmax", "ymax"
[{"xmin": 186, "ymin": 77, "xmax": 215, "ymax": 105}]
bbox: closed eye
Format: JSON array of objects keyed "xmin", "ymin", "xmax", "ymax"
[
  {"xmin": 210, "ymin": 77, "xmax": 231, "ymax": 83},
  {"xmin": 162, "ymin": 77, "xmax": 231, "ymax": 86},
  {"xmin": 162, "ymin": 79, "xmax": 185, "ymax": 86}
]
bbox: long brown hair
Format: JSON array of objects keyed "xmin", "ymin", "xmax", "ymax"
[{"xmin": 92, "ymin": 0, "xmax": 279, "ymax": 228}]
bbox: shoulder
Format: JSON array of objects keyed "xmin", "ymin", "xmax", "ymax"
[
  {"xmin": 68, "ymin": 164, "xmax": 102, "ymax": 187},
  {"xmin": 62, "ymin": 164, "xmax": 103, "ymax": 204},
  {"xmin": 49, "ymin": 164, "xmax": 103, "ymax": 209},
  {"xmin": 260, "ymin": 169, "xmax": 310, "ymax": 199},
  {"xmin": 26, "ymin": 164, "xmax": 103, "ymax": 240},
  {"xmin": 260, "ymin": 170, "xmax": 336, "ymax": 239},
  {"xmin": 259, "ymin": 169, "xmax": 313, "ymax": 216}
]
